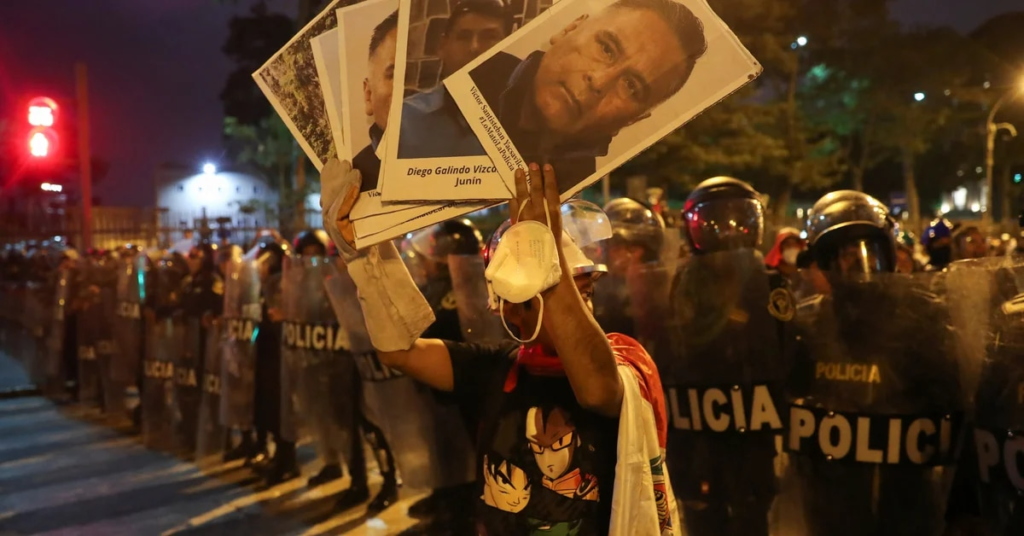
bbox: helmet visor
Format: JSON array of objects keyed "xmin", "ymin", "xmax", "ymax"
[
  {"xmin": 684, "ymin": 198, "xmax": 764, "ymax": 253},
  {"xmin": 820, "ymin": 237, "xmax": 893, "ymax": 275}
]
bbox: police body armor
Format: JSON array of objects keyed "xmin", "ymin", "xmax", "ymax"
[
  {"xmin": 326, "ymin": 264, "xmax": 475, "ymax": 490},
  {"xmin": 665, "ymin": 249, "xmax": 791, "ymax": 536},
  {"xmin": 220, "ymin": 259, "xmax": 260, "ymax": 430},
  {"xmin": 779, "ymin": 271, "xmax": 965, "ymax": 536},
  {"xmin": 279, "ymin": 256, "xmax": 355, "ymax": 464},
  {"xmin": 946, "ymin": 259, "xmax": 1024, "ymax": 534},
  {"xmin": 141, "ymin": 259, "xmax": 186, "ymax": 452},
  {"xmin": 113, "ymin": 255, "xmax": 146, "ymax": 418}
]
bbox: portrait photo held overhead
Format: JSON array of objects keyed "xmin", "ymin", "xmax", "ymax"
[
  {"xmin": 378, "ymin": 0, "xmax": 554, "ymax": 203},
  {"xmin": 445, "ymin": 0, "xmax": 762, "ymax": 199}
]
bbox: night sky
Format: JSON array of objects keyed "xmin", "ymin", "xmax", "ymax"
[{"xmin": 0, "ymin": 0, "xmax": 1021, "ymax": 206}]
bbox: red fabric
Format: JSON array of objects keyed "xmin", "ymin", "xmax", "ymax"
[
  {"xmin": 501, "ymin": 334, "xmax": 668, "ymax": 449},
  {"xmin": 765, "ymin": 229, "xmax": 802, "ymax": 269}
]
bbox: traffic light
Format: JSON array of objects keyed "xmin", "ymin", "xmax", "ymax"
[{"xmin": 26, "ymin": 97, "xmax": 60, "ymax": 160}]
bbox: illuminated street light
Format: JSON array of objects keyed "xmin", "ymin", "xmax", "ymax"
[
  {"xmin": 796, "ymin": 36, "xmax": 808, "ymax": 47},
  {"xmin": 203, "ymin": 163, "xmax": 216, "ymax": 175},
  {"xmin": 914, "ymin": 92, "xmax": 926, "ymax": 102},
  {"xmin": 984, "ymin": 75, "xmax": 1024, "ymax": 225}
]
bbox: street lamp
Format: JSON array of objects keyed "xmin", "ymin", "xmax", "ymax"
[
  {"xmin": 985, "ymin": 77, "xmax": 1024, "ymax": 226},
  {"xmin": 914, "ymin": 92, "xmax": 926, "ymax": 102},
  {"xmin": 202, "ymin": 162, "xmax": 217, "ymax": 175}
]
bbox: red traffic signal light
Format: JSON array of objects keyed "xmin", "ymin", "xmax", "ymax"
[
  {"xmin": 27, "ymin": 97, "xmax": 59, "ymax": 126},
  {"xmin": 26, "ymin": 97, "xmax": 60, "ymax": 160},
  {"xmin": 28, "ymin": 128, "xmax": 59, "ymax": 158}
]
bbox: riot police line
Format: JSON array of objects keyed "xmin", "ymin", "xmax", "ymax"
[{"xmin": 2, "ymin": 181, "xmax": 1024, "ymax": 535}]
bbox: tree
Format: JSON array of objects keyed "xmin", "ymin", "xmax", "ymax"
[{"xmin": 220, "ymin": 2, "xmax": 295, "ymax": 126}]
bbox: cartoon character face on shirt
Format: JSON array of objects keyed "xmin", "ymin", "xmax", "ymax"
[
  {"xmin": 526, "ymin": 406, "xmax": 579, "ymax": 480},
  {"xmin": 482, "ymin": 454, "xmax": 532, "ymax": 513}
]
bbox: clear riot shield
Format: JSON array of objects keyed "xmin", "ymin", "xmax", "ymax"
[
  {"xmin": 220, "ymin": 259, "xmax": 260, "ymax": 430},
  {"xmin": 112, "ymin": 256, "xmax": 145, "ymax": 419},
  {"xmin": 76, "ymin": 288, "xmax": 103, "ymax": 407},
  {"xmin": 23, "ymin": 282, "xmax": 47, "ymax": 386},
  {"xmin": 173, "ymin": 315, "xmax": 204, "ymax": 458},
  {"xmin": 664, "ymin": 249, "xmax": 791, "ymax": 536},
  {"xmin": 945, "ymin": 258, "xmax": 1022, "ymax": 534},
  {"xmin": 447, "ymin": 254, "xmax": 505, "ymax": 344},
  {"xmin": 196, "ymin": 320, "xmax": 225, "ymax": 465},
  {"xmin": 95, "ymin": 283, "xmax": 120, "ymax": 417},
  {"xmin": 279, "ymin": 256, "xmax": 355, "ymax": 466},
  {"xmin": 777, "ymin": 271, "xmax": 967, "ymax": 536},
  {"xmin": 41, "ymin": 268, "xmax": 71, "ymax": 398},
  {"xmin": 142, "ymin": 315, "xmax": 181, "ymax": 451},
  {"xmin": 326, "ymin": 265, "xmax": 476, "ymax": 491}
]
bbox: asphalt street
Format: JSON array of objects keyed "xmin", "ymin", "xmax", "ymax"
[{"xmin": 0, "ymin": 352, "xmax": 431, "ymax": 536}]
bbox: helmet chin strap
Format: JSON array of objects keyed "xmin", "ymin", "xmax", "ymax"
[{"xmin": 500, "ymin": 295, "xmax": 545, "ymax": 344}]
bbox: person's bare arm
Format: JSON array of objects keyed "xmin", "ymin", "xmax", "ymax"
[
  {"xmin": 376, "ymin": 339, "xmax": 455, "ymax": 392},
  {"xmin": 514, "ymin": 163, "xmax": 623, "ymax": 418}
]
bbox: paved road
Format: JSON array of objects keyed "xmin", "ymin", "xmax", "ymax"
[{"xmin": 0, "ymin": 396, "xmax": 433, "ymax": 535}]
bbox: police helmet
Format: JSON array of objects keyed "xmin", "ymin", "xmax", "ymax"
[
  {"xmin": 805, "ymin": 190, "xmax": 897, "ymax": 274},
  {"xmin": 255, "ymin": 241, "xmax": 286, "ymax": 276},
  {"xmin": 410, "ymin": 219, "xmax": 484, "ymax": 262},
  {"xmin": 604, "ymin": 198, "xmax": 665, "ymax": 262},
  {"xmin": 681, "ymin": 177, "xmax": 764, "ymax": 254},
  {"xmin": 292, "ymin": 229, "xmax": 329, "ymax": 257}
]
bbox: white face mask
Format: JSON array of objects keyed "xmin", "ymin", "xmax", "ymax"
[
  {"xmin": 485, "ymin": 198, "xmax": 563, "ymax": 344},
  {"xmin": 782, "ymin": 247, "xmax": 800, "ymax": 266}
]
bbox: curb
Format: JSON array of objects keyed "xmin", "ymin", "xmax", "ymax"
[{"xmin": 0, "ymin": 385, "xmax": 42, "ymax": 399}]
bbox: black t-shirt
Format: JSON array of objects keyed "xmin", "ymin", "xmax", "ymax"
[{"xmin": 447, "ymin": 341, "xmax": 619, "ymax": 536}]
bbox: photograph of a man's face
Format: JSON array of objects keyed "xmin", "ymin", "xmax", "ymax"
[
  {"xmin": 376, "ymin": 0, "xmax": 554, "ymax": 203},
  {"xmin": 446, "ymin": 0, "xmax": 760, "ymax": 199},
  {"xmin": 338, "ymin": 0, "xmax": 399, "ymax": 194}
]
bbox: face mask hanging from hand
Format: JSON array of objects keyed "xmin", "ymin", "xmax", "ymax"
[{"xmin": 485, "ymin": 198, "xmax": 563, "ymax": 344}]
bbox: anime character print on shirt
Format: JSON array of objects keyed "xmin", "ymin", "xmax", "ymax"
[
  {"xmin": 526, "ymin": 406, "xmax": 599, "ymax": 502},
  {"xmin": 480, "ymin": 405, "xmax": 600, "ymax": 535}
]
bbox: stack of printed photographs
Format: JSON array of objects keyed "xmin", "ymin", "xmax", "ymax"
[{"xmin": 254, "ymin": 0, "xmax": 762, "ymax": 248}]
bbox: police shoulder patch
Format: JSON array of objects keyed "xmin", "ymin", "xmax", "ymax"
[
  {"xmin": 768, "ymin": 287, "xmax": 795, "ymax": 322},
  {"xmin": 441, "ymin": 291, "xmax": 458, "ymax": 311}
]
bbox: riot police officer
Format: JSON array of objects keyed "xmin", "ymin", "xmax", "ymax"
[
  {"xmin": 783, "ymin": 191, "xmax": 965, "ymax": 536},
  {"xmin": 175, "ymin": 242, "xmax": 224, "ymax": 459},
  {"xmin": 666, "ymin": 177, "xmax": 791, "ymax": 536},
  {"xmin": 252, "ymin": 239, "xmax": 299, "ymax": 485},
  {"xmin": 396, "ymin": 220, "xmax": 483, "ymax": 531},
  {"xmin": 289, "ymin": 230, "xmax": 347, "ymax": 489},
  {"xmin": 324, "ymin": 239, "xmax": 400, "ymax": 515},
  {"xmin": 594, "ymin": 198, "xmax": 669, "ymax": 346}
]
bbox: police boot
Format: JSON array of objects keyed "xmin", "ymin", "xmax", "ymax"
[
  {"xmin": 263, "ymin": 441, "xmax": 299, "ymax": 486},
  {"xmin": 307, "ymin": 463, "xmax": 342, "ymax": 488},
  {"xmin": 334, "ymin": 484, "xmax": 371, "ymax": 512},
  {"xmin": 246, "ymin": 430, "xmax": 271, "ymax": 469},
  {"xmin": 223, "ymin": 429, "xmax": 256, "ymax": 463},
  {"xmin": 366, "ymin": 476, "xmax": 399, "ymax": 516}
]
